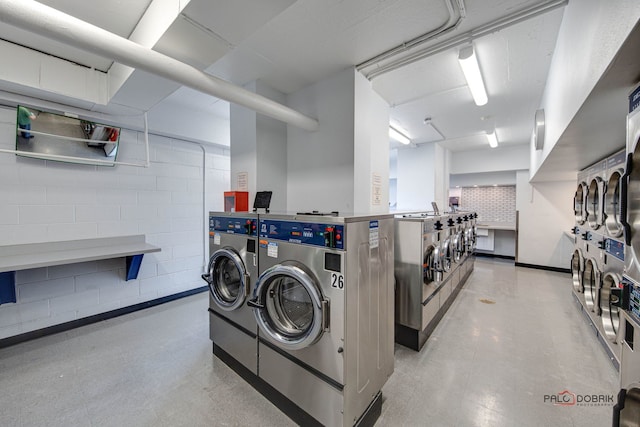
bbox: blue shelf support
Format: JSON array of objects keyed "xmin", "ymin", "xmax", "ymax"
[
  {"xmin": 0, "ymin": 271, "xmax": 17, "ymax": 304},
  {"xmin": 125, "ymin": 254, "xmax": 144, "ymax": 281}
]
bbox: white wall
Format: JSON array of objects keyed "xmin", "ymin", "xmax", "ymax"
[
  {"xmin": 450, "ymin": 144, "xmax": 529, "ymax": 175},
  {"xmin": 286, "ymin": 68, "xmax": 356, "ymax": 213},
  {"xmin": 230, "ymin": 81, "xmax": 288, "ymax": 212},
  {"xmin": 515, "ymin": 170, "xmax": 574, "ymax": 269},
  {"xmin": 396, "ymin": 143, "xmax": 435, "ymax": 211},
  {"xmin": 354, "ymin": 71, "xmax": 390, "ymax": 213},
  {"xmin": 532, "ymin": 0, "xmax": 640, "ymax": 177},
  {"xmin": 434, "ymin": 143, "xmax": 450, "ymax": 212},
  {"xmin": 0, "ymin": 105, "xmax": 230, "ymax": 340}
]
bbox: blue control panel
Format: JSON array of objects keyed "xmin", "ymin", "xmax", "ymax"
[
  {"xmin": 259, "ymin": 219, "xmax": 345, "ymax": 249},
  {"xmin": 210, "ymin": 216, "xmax": 257, "ymax": 236},
  {"xmin": 623, "ymin": 275, "xmax": 640, "ymax": 324},
  {"xmin": 605, "ymin": 239, "xmax": 625, "ymax": 261}
]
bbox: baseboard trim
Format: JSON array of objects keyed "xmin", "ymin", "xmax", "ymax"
[
  {"xmin": 0, "ymin": 286, "xmax": 209, "ymax": 349},
  {"xmin": 515, "ymin": 262, "xmax": 570, "ymax": 274},
  {"xmin": 475, "ymin": 252, "xmax": 515, "ymax": 260}
]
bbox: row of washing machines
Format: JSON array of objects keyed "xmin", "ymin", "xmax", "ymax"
[
  {"xmin": 573, "ymin": 86, "xmax": 640, "ymax": 424},
  {"xmin": 202, "ymin": 211, "xmax": 395, "ymax": 427},
  {"xmin": 571, "ymin": 149, "xmax": 626, "ymax": 368},
  {"xmin": 201, "ymin": 209, "xmax": 476, "ymax": 426},
  {"xmin": 393, "ymin": 211, "xmax": 477, "ymax": 351}
]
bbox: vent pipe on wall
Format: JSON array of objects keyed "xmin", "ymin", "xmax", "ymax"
[{"xmin": 0, "ymin": 0, "xmax": 319, "ymax": 132}]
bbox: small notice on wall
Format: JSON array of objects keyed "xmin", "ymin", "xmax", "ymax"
[
  {"xmin": 372, "ymin": 173, "xmax": 382, "ymax": 206},
  {"xmin": 237, "ymin": 172, "xmax": 248, "ymax": 191}
]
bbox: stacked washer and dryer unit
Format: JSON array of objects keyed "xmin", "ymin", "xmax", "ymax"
[
  {"xmin": 394, "ymin": 211, "xmax": 477, "ymax": 351},
  {"xmin": 204, "ymin": 211, "xmax": 395, "ymax": 426},
  {"xmin": 613, "ymin": 85, "xmax": 640, "ymax": 424},
  {"xmin": 571, "ymin": 150, "xmax": 626, "ymax": 368}
]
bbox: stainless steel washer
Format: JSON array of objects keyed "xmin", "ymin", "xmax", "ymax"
[
  {"xmin": 201, "ymin": 212, "xmax": 259, "ymax": 374},
  {"xmin": 393, "ymin": 213, "xmax": 443, "ymax": 351},
  {"xmin": 248, "ymin": 213, "xmax": 394, "ymax": 426}
]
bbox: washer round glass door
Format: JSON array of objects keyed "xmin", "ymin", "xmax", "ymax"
[
  {"xmin": 574, "ymin": 182, "xmax": 588, "ymax": 225},
  {"xmin": 206, "ymin": 247, "xmax": 249, "ymax": 311},
  {"xmin": 440, "ymin": 238, "xmax": 452, "ymax": 272},
  {"xmin": 582, "ymin": 258, "xmax": 599, "ymax": 312},
  {"xmin": 252, "ymin": 263, "xmax": 325, "ymax": 350},
  {"xmin": 587, "ymin": 177, "xmax": 604, "ymax": 229},
  {"xmin": 423, "ymin": 244, "xmax": 439, "ymax": 284},
  {"xmin": 570, "ymin": 249, "xmax": 584, "ymax": 293},
  {"xmin": 605, "ymin": 170, "xmax": 623, "ymax": 238},
  {"xmin": 601, "ymin": 272, "xmax": 621, "ymax": 341}
]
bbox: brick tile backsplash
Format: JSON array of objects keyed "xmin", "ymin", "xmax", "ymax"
[{"xmin": 460, "ymin": 186, "xmax": 516, "ymax": 223}]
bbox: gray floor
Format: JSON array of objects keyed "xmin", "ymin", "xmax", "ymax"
[{"xmin": 0, "ymin": 258, "xmax": 618, "ymax": 426}]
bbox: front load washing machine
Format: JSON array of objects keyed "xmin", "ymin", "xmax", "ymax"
[
  {"xmin": 586, "ymin": 159, "xmax": 607, "ymax": 231},
  {"xmin": 624, "ymin": 99, "xmax": 640, "ymax": 283},
  {"xmin": 605, "ymin": 150, "xmax": 626, "ymax": 241},
  {"xmin": 393, "ymin": 213, "xmax": 444, "ymax": 351},
  {"xmin": 575, "ymin": 169, "xmax": 589, "ymax": 227},
  {"xmin": 248, "ymin": 213, "xmax": 394, "ymax": 426},
  {"xmin": 202, "ymin": 212, "xmax": 259, "ymax": 374},
  {"xmin": 598, "ymin": 238, "xmax": 625, "ymax": 365}
]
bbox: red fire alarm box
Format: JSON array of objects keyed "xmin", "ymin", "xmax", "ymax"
[{"xmin": 224, "ymin": 191, "xmax": 249, "ymax": 212}]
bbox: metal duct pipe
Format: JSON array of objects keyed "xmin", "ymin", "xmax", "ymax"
[{"xmin": 0, "ymin": 0, "xmax": 319, "ymax": 132}]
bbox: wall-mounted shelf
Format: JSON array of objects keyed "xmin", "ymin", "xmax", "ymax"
[{"xmin": 0, "ymin": 235, "xmax": 160, "ymax": 305}]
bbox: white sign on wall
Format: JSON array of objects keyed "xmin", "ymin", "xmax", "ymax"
[
  {"xmin": 372, "ymin": 173, "xmax": 382, "ymax": 206},
  {"xmin": 237, "ymin": 172, "xmax": 248, "ymax": 191}
]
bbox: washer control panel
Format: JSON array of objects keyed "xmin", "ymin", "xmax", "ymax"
[
  {"xmin": 622, "ymin": 275, "xmax": 640, "ymax": 324},
  {"xmin": 605, "ymin": 238, "xmax": 625, "ymax": 261},
  {"xmin": 259, "ymin": 219, "xmax": 345, "ymax": 249},
  {"xmin": 210, "ymin": 216, "xmax": 257, "ymax": 236}
]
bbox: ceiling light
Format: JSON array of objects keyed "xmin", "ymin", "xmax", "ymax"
[
  {"xmin": 458, "ymin": 45, "xmax": 488, "ymax": 106},
  {"xmin": 389, "ymin": 126, "xmax": 411, "ymax": 145},
  {"xmin": 486, "ymin": 131, "xmax": 498, "ymax": 148}
]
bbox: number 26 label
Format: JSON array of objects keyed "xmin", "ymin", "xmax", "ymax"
[{"xmin": 331, "ymin": 273, "xmax": 344, "ymax": 289}]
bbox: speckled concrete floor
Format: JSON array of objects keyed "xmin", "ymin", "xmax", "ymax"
[{"xmin": 0, "ymin": 258, "xmax": 617, "ymax": 426}]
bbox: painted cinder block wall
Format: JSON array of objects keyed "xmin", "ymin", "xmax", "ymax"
[{"xmin": 0, "ymin": 106, "xmax": 230, "ymax": 340}]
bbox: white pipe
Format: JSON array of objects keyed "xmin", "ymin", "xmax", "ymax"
[{"xmin": 0, "ymin": 0, "xmax": 319, "ymax": 132}]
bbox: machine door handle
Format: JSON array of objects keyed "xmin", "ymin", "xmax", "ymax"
[
  {"xmin": 246, "ymin": 298, "xmax": 264, "ymax": 309},
  {"xmin": 621, "ymin": 152, "xmax": 633, "ymax": 246},
  {"xmin": 321, "ymin": 300, "xmax": 330, "ymax": 331},
  {"xmin": 201, "ymin": 273, "xmax": 211, "ymax": 284}
]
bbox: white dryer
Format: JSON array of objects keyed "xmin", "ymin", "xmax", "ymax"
[
  {"xmin": 574, "ymin": 169, "xmax": 589, "ymax": 227},
  {"xmin": 248, "ymin": 213, "xmax": 394, "ymax": 426},
  {"xmin": 586, "ymin": 159, "xmax": 607, "ymax": 232},
  {"xmin": 598, "ymin": 238, "xmax": 625, "ymax": 365}
]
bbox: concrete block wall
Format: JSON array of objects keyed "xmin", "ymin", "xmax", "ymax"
[{"xmin": 0, "ymin": 106, "xmax": 230, "ymax": 340}]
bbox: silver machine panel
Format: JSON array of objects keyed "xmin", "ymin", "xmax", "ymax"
[
  {"xmin": 202, "ymin": 212, "xmax": 259, "ymax": 374},
  {"xmin": 249, "ymin": 213, "xmax": 394, "ymax": 426},
  {"xmin": 393, "ymin": 211, "xmax": 476, "ymax": 351}
]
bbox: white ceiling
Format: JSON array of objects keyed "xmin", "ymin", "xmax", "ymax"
[{"xmin": 0, "ymin": 0, "xmax": 566, "ymax": 155}]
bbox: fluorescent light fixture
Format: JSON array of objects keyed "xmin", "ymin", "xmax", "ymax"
[
  {"xmin": 486, "ymin": 131, "xmax": 498, "ymax": 148},
  {"xmin": 389, "ymin": 126, "xmax": 411, "ymax": 145},
  {"xmin": 458, "ymin": 45, "xmax": 488, "ymax": 106}
]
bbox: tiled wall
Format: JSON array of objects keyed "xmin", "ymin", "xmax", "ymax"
[
  {"xmin": 459, "ymin": 186, "xmax": 516, "ymax": 223},
  {"xmin": 0, "ymin": 106, "xmax": 230, "ymax": 339}
]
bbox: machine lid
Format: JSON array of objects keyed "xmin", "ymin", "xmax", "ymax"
[
  {"xmin": 251, "ymin": 262, "xmax": 326, "ymax": 350},
  {"xmin": 582, "ymin": 258, "xmax": 600, "ymax": 313},
  {"xmin": 605, "ymin": 169, "xmax": 624, "ymax": 238},
  {"xmin": 206, "ymin": 247, "xmax": 249, "ymax": 311}
]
